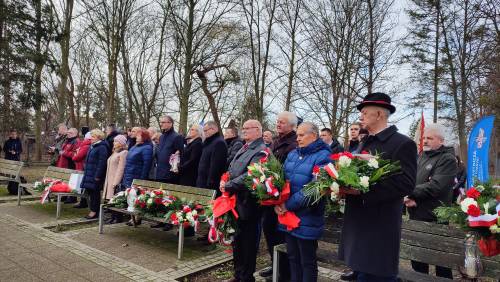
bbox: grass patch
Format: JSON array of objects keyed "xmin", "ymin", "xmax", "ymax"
[
  {"xmin": 0, "ymin": 186, "xmax": 10, "ymax": 197},
  {"xmin": 29, "ymin": 202, "xmax": 89, "ymax": 220}
]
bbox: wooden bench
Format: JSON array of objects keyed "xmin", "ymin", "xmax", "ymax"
[
  {"xmin": 98, "ymin": 179, "xmax": 216, "ymax": 259},
  {"xmin": 273, "ymin": 218, "xmax": 500, "ymax": 281},
  {"xmin": 18, "ymin": 166, "xmax": 85, "ymax": 219},
  {"xmin": 0, "ymin": 158, "xmax": 24, "ymax": 184}
]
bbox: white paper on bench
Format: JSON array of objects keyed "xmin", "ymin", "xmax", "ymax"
[{"xmin": 69, "ymin": 173, "xmax": 84, "ymax": 194}]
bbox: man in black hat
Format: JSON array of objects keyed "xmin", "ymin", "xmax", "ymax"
[{"xmin": 338, "ymin": 92, "xmax": 417, "ymax": 281}]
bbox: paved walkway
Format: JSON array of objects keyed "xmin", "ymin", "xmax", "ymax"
[{"xmin": 0, "ymin": 200, "xmax": 341, "ymax": 281}]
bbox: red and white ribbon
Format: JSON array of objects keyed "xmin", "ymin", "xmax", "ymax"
[
  {"xmin": 324, "ymin": 163, "xmax": 338, "ymax": 179},
  {"xmin": 265, "ymin": 177, "xmax": 279, "ymax": 197}
]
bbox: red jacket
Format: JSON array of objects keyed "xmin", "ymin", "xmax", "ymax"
[
  {"xmin": 72, "ymin": 139, "xmax": 91, "ymax": 171},
  {"xmin": 57, "ymin": 138, "xmax": 81, "ymax": 169}
]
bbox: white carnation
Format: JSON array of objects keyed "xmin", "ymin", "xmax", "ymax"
[
  {"xmin": 359, "ymin": 176, "xmax": 370, "ymax": 188},
  {"xmin": 147, "ymin": 198, "xmax": 153, "ymax": 205},
  {"xmin": 338, "ymin": 156, "xmax": 352, "ymax": 167},
  {"xmin": 460, "ymin": 198, "xmax": 478, "ymax": 213},
  {"xmin": 330, "ymin": 182, "xmax": 340, "ymax": 195},
  {"xmin": 367, "ymin": 158, "xmax": 379, "ymax": 169}
]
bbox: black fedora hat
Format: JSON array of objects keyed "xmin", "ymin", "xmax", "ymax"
[{"xmin": 356, "ymin": 92, "xmax": 396, "ymax": 114}]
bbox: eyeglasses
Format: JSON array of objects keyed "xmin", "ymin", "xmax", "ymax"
[{"xmin": 242, "ymin": 127, "xmax": 259, "ymax": 131}]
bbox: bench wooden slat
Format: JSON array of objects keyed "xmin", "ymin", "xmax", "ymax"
[
  {"xmin": 131, "ymin": 179, "xmax": 216, "ymax": 205},
  {"xmin": 402, "ymin": 220, "xmax": 466, "ymax": 239},
  {"xmin": 401, "ymin": 229, "xmax": 464, "ymax": 254},
  {"xmin": 0, "ymin": 159, "xmax": 23, "ymax": 181}
]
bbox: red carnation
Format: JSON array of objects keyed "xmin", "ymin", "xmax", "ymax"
[
  {"xmin": 467, "ymin": 205, "xmax": 481, "ymax": 217},
  {"xmin": 154, "ymin": 198, "xmax": 163, "ymax": 205},
  {"xmin": 330, "ymin": 153, "xmax": 341, "ymax": 160},
  {"xmin": 466, "ymin": 188, "xmax": 481, "ymax": 199},
  {"xmin": 221, "ymin": 172, "xmax": 230, "ymax": 182},
  {"xmin": 259, "ymin": 156, "xmax": 268, "ymax": 163},
  {"xmin": 343, "ymin": 152, "xmax": 354, "ymax": 159},
  {"xmin": 312, "ymin": 165, "xmax": 320, "ymax": 174},
  {"xmin": 183, "ymin": 221, "xmax": 191, "ymax": 228},
  {"xmin": 361, "ymin": 150, "xmax": 369, "ymax": 154},
  {"xmin": 170, "ymin": 213, "xmax": 177, "ymax": 221},
  {"xmin": 183, "ymin": 206, "xmax": 192, "ymax": 213}
]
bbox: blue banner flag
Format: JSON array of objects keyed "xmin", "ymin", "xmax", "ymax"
[{"xmin": 466, "ymin": 115, "xmax": 495, "ymax": 188}]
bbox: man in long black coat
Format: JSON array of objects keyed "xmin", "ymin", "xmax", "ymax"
[
  {"xmin": 339, "ymin": 93, "xmax": 417, "ymax": 281},
  {"xmin": 196, "ymin": 121, "xmax": 228, "ymax": 192}
]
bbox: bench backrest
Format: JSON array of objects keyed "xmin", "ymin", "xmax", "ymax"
[
  {"xmin": 43, "ymin": 166, "xmax": 83, "ymax": 182},
  {"xmin": 0, "ymin": 158, "xmax": 24, "ymax": 181},
  {"xmin": 323, "ymin": 217, "xmax": 500, "ymax": 278},
  {"xmin": 131, "ymin": 179, "xmax": 216, "ymax": 206}
]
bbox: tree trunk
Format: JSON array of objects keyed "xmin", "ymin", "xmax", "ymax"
[
  {"xmin": 34, "ymin": 0, "xmax": 43, "ymax": 160},
  {"xmin": 58, "ymin": 0, "xmax": 74, "ymax": 124},
  {"xmin": 367, "ymin": 0, "xmax": 375, "ymax": 94},
  {"xmin": 458, "ymin": 0, "xmax": 469, "ymax": 161},
  {"xmin": 433, "ymin": 0, "xmax": 440, "ymax": 123},
  {"xmin": 178, "ymin": 0, "xmax": 195, "ymax": 135}
]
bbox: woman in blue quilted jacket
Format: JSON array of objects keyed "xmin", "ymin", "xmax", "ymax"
[
  {"xmin": 276, "ymin": 121, "xmax": 331, "ymax": 282},
  {"xmin": 122, "ymin": 128, "xmax": 153, "ymax": 188},
  {"xmin": 122, "ymin": 128, "xmax": 153, "ymax": 226}
]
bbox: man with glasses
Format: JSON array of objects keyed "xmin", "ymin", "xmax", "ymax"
[
  {"xmin": 196, "ymin": 121, "xmax": 227, "ymax": 194},
  {"xmin": 220, "ymin": 120, "xmax": 267, "ymax": 282},
  {"xmin": 156, "ymin": 115, "xmax": 184, "ymax": 184}
]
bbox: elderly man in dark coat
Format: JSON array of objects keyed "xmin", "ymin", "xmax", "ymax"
[
  {"xmin": 197, "ymin": 121, "xmax": 228, "ymax": 192},
  {"xmin": 404, "ymin": 123, "xmax": 456, "ymax": 278},
  {"xmin": 259, "ymin": 111, "xmax": 298, "ymax": 280},
  {"xmin": 339, "ymin": 92, "xmax": 417, "ymax": 281},
  {"xmin": 224, "ymin": 127, "xmax": 243, "ymax": 169},
  {"xmin": 179, "ymin": 124, "xmax": 203, "ymax": 187},
  {"xmin": 220, "ymin": 119, "xmax": 267, "ymax": 282},
  {"xmin": 156, "ymin": 115, "xmax": 184, "ymax": 184}
]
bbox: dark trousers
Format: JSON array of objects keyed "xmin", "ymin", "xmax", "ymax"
[
  {"xmin": 233, "ymin": 217, "xmax": 260, "ymax": 282},
  {"xmin": 88, "ymin": 189, "xmax": 101, "ymax": 213},
  {"xmin": 285, "ymin": 234, "xmax": 318, "ymax": 282},
  {"xmin": 411, "ymin": 260, "xmax": 453, "ymax": 278},
  {"xmin": 357, "ymin": 272, "xmax": 397, "ymax": 282},
  {"xmin": 262, "ymin": 207, "xmax": 290, "ymax": 278}
]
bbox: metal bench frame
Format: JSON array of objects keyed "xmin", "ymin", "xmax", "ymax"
[
  {"xmin": 98, "ymin": 179, "xmax": 216, "ymax": 259},
  {"xmin": 18, "ymin": 166, "xmax": 85, "ymax": 219},
  {"xmin": 272, "ymin": 218, "xmax": 500, "ymax": 281}
]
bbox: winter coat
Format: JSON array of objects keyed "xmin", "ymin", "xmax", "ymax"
[
  {"xmin": 72, "ymin": 139, "xmax": 91, "ymax": 171},
  {"xmin": 329, "ymin": 139, "xmax": 344, "ymax": 154},
  {"xmin": 148, "ymin": 143, "xmax": 159, "ymax": 180},
  {"xmin": 122, "ymin": 142, "xmax": 153, "ymax": 188},
  {"xmin": 338, "ymin": 125, "xmax": 417, "ymax": 277},
  {"xmin": 270, "ymin": 131, "xmax": 297, "ymax": 164},
  {"xmin": 408, "ymin": 146, "xmax": 457, "ymax": 222},
  {"xmin": 57, "ymin": 137, "xmax": 80, "ymax": 169},
  {"xmin": 278, "ymin": 139, "xmax": 331, "ymax": 240},
  {"xmin": 50, "ymin": 135, "xmax": 66, "ymax": 166},
  {"xmin": 196, "ymin": 132, "xmax": 228, "ymax": 190},
  {"xmin": 225, "ymin": 138, "xmax": 267, "ymax": 221},
  {"xmin": 103, "ymin": 150, "xmax": 128, "ymax": 200},
  {"xmin": 105, "ymin": 131, "xmax": 119, "ymax": 150},
  {"xmin": 179, "ymin": 138, "xmax": 203, "ymax": 187},
  {"xmin": 80, "ymin": 141, "xmax": 110, "ymax": 191},
  {"xmin": 348, "ymin": 140, "xmax": 360, "ymax": 153},
  {"xmin": 225, "ymin": 137, "xmax": 244, "ymax": 169},
  {"xmin": 156, "ymin": 129, "xmax": 184, "ymax": 183},
  {"xmin": 3, "ymin": 138, "xmax": 22, "ymax": 161}
]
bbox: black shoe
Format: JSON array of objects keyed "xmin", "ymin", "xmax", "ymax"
[
  {"xmin": 259, "ymin": 266, "xmax": 273, "ymax": 278},
  {"xmin": 340, "ymin": 271, "xmax": 358, "ymax": 281},
  {"xmin": 150, "ymin": 222, "xmax": 166, "ymax": 228},
  {"xmin": 84, "ymin": 214, "xmax": 99, "ymax": 220},
  {"xmin": 162, "ymin": 224, "xmax": 173, "ymax": 231},
  {"xmin": 64, "ymin": 196, "xmax": 77, "ymax": 204}
]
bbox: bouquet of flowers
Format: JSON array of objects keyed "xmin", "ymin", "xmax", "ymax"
[
  {"xmin": 33, "ymin": 178, "xmax": 57, "ymax": 192},
  {"xmin": 166, "ymin": 202, "xmax": 206, "ymax": 231},
  {"xmin": 245, "ymin": 148, "xmax": 290, "ymax": 205},
  {"xmin": 133, "ymin": 188, "xmax": 182, "ymax": 217},
  {"xmin": 435, "ymin": 182, "xmax": 500, "ymax": 257},
  {"xmin": 302, "ymin": 151, "xmax": 401, "ymax": 205},
  {"xmin": 208, "ymin": 172, "xmax": 239, "ymax": 245},
  {"xmin": 170, "ymin": 151, "xmax": 180, "ymax": 173},
  {"xmin": 108, "ymin": 191, "xmax": 128, "ymax": 208}
]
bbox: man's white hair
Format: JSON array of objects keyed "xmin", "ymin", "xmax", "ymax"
[
  {"xmin": 425, "ymin": 123, "xmax": 445, "ymax": 141},
  {"xmin": 277, "ymin": 111, "xmax": 298, "ymax": 127}
]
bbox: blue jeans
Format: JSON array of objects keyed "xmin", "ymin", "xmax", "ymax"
[
  {"xmin": 357, "ymin": 272, "xmax": 398, "ymax": 282},
  {"xmin": 285, "ymin": 234, "xmax": 318, "ymax": 282}
]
